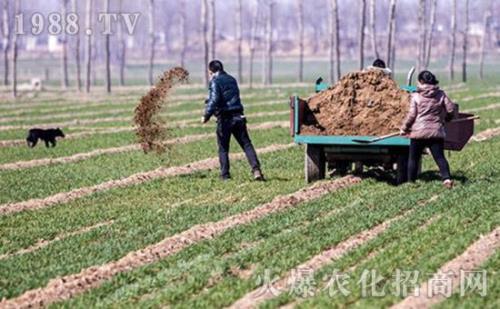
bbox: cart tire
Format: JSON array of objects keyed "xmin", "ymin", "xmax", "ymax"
[
  {"xmin": 305, "ymin": 145, "xmax": 325, "ymax": 183},
  {"xmin": 396, "ymin": 154, "xmax": 409, "ymax": 185}
]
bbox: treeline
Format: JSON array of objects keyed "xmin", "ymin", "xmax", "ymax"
[{"xmin": 0, "ymin": 0, "xmax": 497, "ymax": 97}]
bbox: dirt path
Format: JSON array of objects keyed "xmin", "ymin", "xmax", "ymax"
[
  {"xmin": 460, "ymin": 92, "xmax": 500, "ymax": 103},
  {"xmin": 471, "ymin": 126, "xmax": 500, "ymax": 142},
  {"xmin": 0, "ymin": 127, "xmax": 135, "ymax": 148},
  {"xmin": 0, "ymin": 110, "xmax": 289, "ymax": 132},
  {"xmin": 228, "ymin": 208, "xmax": 421, "ymax": 309},
  {"xmin": 0, "ymin": 99, "xmax": 284, "ymax": 125},
  {"xmin": 463, "ymin": 103, "xmax": 500, "ymax": 113},
  {"xmin": 0, "ymin": 221, "xmax": 113, "ymax": 261},
  {"xmin": 0, "ymin": 176, "xmax": 361, "ymax": 308},
  {"xmin": 391, "ymin": 226, "xmax": 500, "ymax": 309},
  {"xmin": 0, "ymin": 143, "xmax": 295, "ymax": 217},
  {"xmin": 0, "ymin": 122, "xmax": 289, "ymax": 170}
]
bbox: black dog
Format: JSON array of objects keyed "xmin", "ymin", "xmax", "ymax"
[{"xmin": 26, "ymin": 128, "xmax": 65, "ymax": 148}]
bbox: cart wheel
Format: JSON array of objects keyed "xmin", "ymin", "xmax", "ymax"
[
  {"xmin": 396, "ymin": 154, "xmax": 409, "ymax": 185},
  {"xmin": 333, "ymin": 160, "xmax": 351, "ymax": 176},
  {"xmin": 305, "ymin": 144, "xmax": 325, "ymax": 183},
  {"xmin": 354, "ymin": 161, "xmax": 364, "ymax": 175}
]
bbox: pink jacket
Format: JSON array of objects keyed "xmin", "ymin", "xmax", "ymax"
[{"xmin": 402, "ymin": 84, "xmax": 457, "ymax": 139}]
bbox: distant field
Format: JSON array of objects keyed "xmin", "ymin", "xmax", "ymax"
[
  {"xmin": 2, "ymin": 55, "xmax": 500, "ymax": 86},
  {"xmin": 0, "ymin": 66, "xmax": 499, "ymax": 308}
]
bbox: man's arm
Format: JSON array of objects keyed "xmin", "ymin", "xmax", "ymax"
[{"xmin": 203, "ymin": 79, "xmax": 221, "ymax": 123}]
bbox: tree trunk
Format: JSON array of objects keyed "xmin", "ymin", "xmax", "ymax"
[
  {"xmin": 85, "ymin": 0, "xmax": 93, "ymax": 93},
  {"xmin": 11, "ymin": 0, "xmax": 19, "ymax": 98},
  {"xmin": 104, "ymin": 0, "xmax": 111, "ymax": 92},
  {"xmin": 249, "ymin": 0, "xmax": 260, "ymax": 89},
  {"xmin": 180, "ymin": 0, "xmax": 187, "ymax": 68},
  {"xmin": 329, "ymin": 0, "xmax": 340, "ymax": 83},
  {"xmin": 236, "ymin": 0, "xmax": 243, "ymax": 83},
  {"xmin": 264, "ymin": 0, "xmax": 275, "ymax": 85},
  {"xmin": 61, "ymin": 0, "xmax": 69, "ymax": 89},
  {"xmin": 71, "ymin": 0, "xmax": 82, "ymax": 91},
  {"xmin": 369, "ymin": 0, "xmax": 379, "ymax": 60},
  {"xmin": 358, "ymin": 0, "xmax": 366, "ymax": 70},
  {"xmin": 117, "ymin": 0, "xmax": 126, "ymax": 86},
  {"xmin": 386, "ymin": 0, "xmax": 397, "ymax": 70},
  {"xmin": 209, "ymin": 0, "xmax": 216, "ymax": 59},
  {"xmin": 2, "ymin": 0, "xmax": 10, "ymax": 86},
  {"xmin": 424, "ymin": 0, "xmax": 437, "ymax": 68},
  {"xmin": 297, "ymin": 0, "xmax": 304, "ymax": 82},
  {"xmin": 479, "ymin": 0, "xmax": 491, "ymax": 80},
  {"xmin": 201, "ymin": 0, "xmax": 209, "ymax": 85},
  {"xmin": 416, "ymin": 0, "xmax": 426, "ymax": 73},
  {"xmin": 449, "ymin": 0, "xmax": 457, "ymax": 80},
  {"xmin": 148, "ymin": 0, "xmax": 155, "ymax": 86},
  {"xmin": 462, "ymin": 0, "xmax": 469, "ymax": 83}
]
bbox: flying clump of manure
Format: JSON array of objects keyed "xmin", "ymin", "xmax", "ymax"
[{"xmin": 134, "ymin": 67, "xmax": 189, "ymax": 154}]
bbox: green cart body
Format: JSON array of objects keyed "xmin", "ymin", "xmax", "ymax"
[{"xmin": 290, "ymin": 96, "xmax": 475, "ymax": 184}]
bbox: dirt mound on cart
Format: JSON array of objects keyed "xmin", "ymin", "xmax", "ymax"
[
  {"xmin": 301, "ymin": 70, "xmax": 410, "ymax": 136},
  {"xmin": 134, "ymin": 67, "xmax": 189, "ymax": 154}
]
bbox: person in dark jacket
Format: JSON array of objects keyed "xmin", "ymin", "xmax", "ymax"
[
  {"xmin": 400, "ymin": 70, "xmax": 456, "ymax": 188},
  {"xmin": 202, "ymin": 60, "xmax": 264, "ymax": 181}
]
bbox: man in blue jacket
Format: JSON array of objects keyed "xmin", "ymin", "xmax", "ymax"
[{"xmin": 202, "ymin": 60, "xmax": 264, "ymax": 181}]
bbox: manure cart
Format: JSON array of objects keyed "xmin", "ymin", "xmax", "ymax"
[{"xmin": 290, "ymin": 96, "xmax": 476, "ymax": 184}]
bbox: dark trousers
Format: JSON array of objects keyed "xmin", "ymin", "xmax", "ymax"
[
  {"xmin": 408, "ymin": 138, "xmax": 451, "ymax": 182},
  {"xmin": 217, "ymin": 115, "xmax": 261, "ymax": 178}
]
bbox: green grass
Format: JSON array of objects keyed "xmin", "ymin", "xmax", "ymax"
[{"xmin": 0, "ymin": 71, "xmax": 499, "ymax": 307}]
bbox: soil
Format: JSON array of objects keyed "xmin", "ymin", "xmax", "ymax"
[
  {"xmin": 0, "ymin": 176, "xmax": 360, "ymax": 308},
  {"xmin": 0, "ymin": 143, "xmax": 293, "ymax": 217},
  {"xmin": 301, "ymin": 70, "xmax": 411, "ymax": 136},
  {"xmin": 392, "ymin": 226, "xmax": 500, "ymax": 309},
  {"xmin": 134, "ymin": 67, "xmax": 190, "ymax": 154}
]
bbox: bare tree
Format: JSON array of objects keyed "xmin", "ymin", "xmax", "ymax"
[
  {"xmin": 209, "ymin": 0, "xmax": 216, "ymax": 59},
  {"xmin": 416, "ymin": 0, "xmax": 426, "ymax": 73},
  {"xmin": 263, "ymin": 0, "xmax": 275, "ymax": 85},
  {"xmin": 358, "ymin": 0, "xmax": 366, "ymax": 70},
  {"xmin": 297, "ymin": 0, "xmax": 304, "ymax": 82},
  {"xmin": 71, "ymin": 0, "xmax": 82, "ymax": 91},
  {"xmin": 148, "ymin": 0, "xmax": 156, "ymax": 85},
  {"xmin": 369, "ymin": 0, "xmax": 379, "ymax": 60},
  {"xmin": 462, "ymin": 0, "xmax": 469, "ymax": 83},
  {"xmin": 11, "ymin": 0, "xmax": 19, "ymax": 98},
  {"xmin": 118, "ymin": 0, "xmax": 126, "ymax": 86},
  {"xmin": 236, "ymin": 0, "xmax": 243, "ymax": 82},
  {"xmin": 479, "ymin": 0, "xmax": 492, "ymax": 80},
  {"xmin": 386, "ymin": 0, "xmax": 397, "ymax": 70},
  {"xmin": 2, "ymin": 0, "xmax": 10, "ymax": 86},
  {"xmin": 248, "ymin": 0, "xmax": 260, "ymax": 89},
  {"xmin": 201, "ymin": 0, "xmax": 209, "ymax": 85},
  {"xmin": 85, "ymin": 0, "xmax": 93, "ymax": 93},
  {"xmin": 449, "ymin": 0, "xmax": 457, "ymax": 80},
  {"xmin": 329, "ymin": 0, "xmax": 340, "ymax": 82},
  {"xmin": 60, "ymin": 0, "xmax": 69, "ymax": 89},
  {"xmin": 103, "ymin": 0, "xmax": 111, "ymax": 92},
  {"xmin": 424, "ymin": 0, "xmax": 437, "ymax": 68},
  {"xmin": 179, "ymin": 0, "xmax": 188, "ymax": 68}
]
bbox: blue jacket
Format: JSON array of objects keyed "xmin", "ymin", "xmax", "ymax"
[{"xmin": 204, "ymin": 71, "xmax": 244, "ymax": 121}]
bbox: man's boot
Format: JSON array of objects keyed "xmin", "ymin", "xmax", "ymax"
[{"xmin": 253, "ymin": 169, "xmax": 265, "ymax": 181}]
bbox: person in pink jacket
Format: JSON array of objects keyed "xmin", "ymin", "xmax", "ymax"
[{"xmin": 401, "ymin": 71, "xmax": 456, "ymax": 188}]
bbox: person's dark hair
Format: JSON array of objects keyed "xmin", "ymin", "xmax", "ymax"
[
  {"xmin": 208, "ymin": 60, "xmax": 224, "ymax": 73},
  {"xmin": 372, "ymin": 59, "xmax": 386, "ymax": 69},
  {"xmin": 418, "ymin": 70, "xmax": 439, "ymax": 85}
]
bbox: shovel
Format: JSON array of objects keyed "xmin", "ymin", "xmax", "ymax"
[
  {"xmin": 352, "ymin": 132, "xmax": 400, "ymax": 144},
  {"xmin": 353, "ymin": 117, "xmax": 480, "ymax": 145}
]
